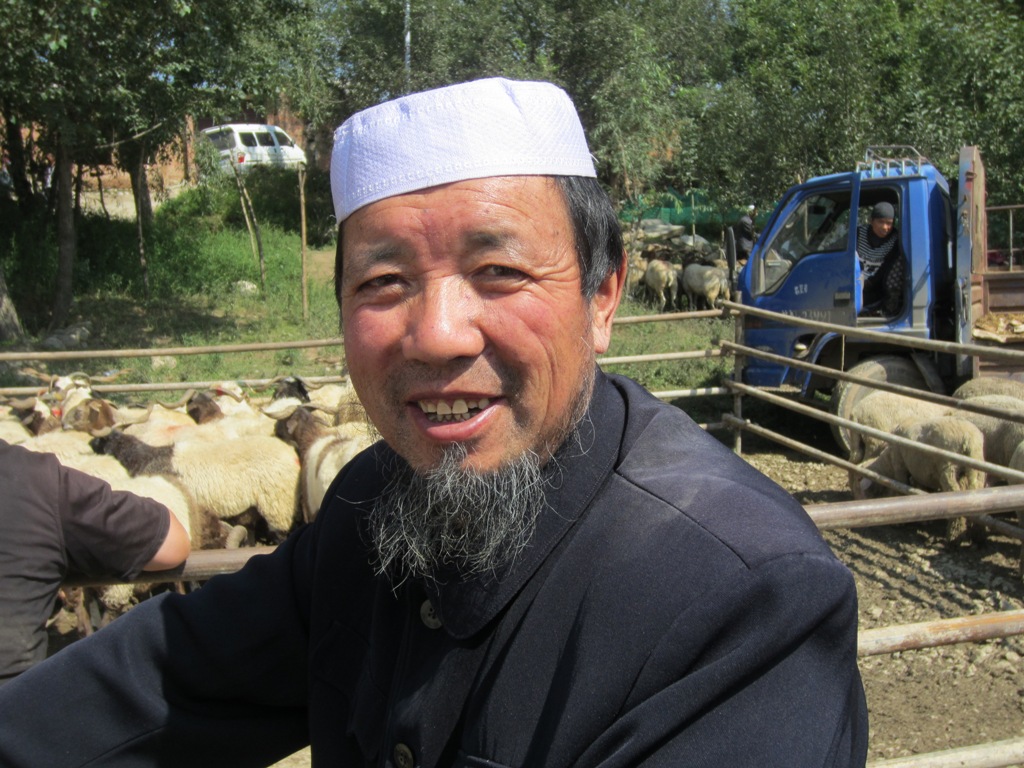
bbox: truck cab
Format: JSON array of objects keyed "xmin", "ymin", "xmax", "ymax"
[{"xmin": 738, "ymin": 147, "xmax": 966, "ymax": 397}]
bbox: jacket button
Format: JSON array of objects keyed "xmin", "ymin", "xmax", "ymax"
[
  {"xmin": 393, "ymin": 742, "xmax": 415, "ymax": 768},
  {"xmin": 420, "ymin": 599, "xmax": 442, "ymax": 629}
]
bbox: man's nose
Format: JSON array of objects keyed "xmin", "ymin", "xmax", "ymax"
[{"xmin": 402, "ymin": 280, "xmax": 484, "ymax": 364}]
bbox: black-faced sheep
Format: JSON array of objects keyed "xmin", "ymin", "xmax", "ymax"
[
  {"xmin": 272, "ymin": 375, "xmax": 365, "ymax": 426},
  {"xmin": 271, "ymin": 402, "xmax": 374, "ymax": 522},
  {"xmin": 8, "ymin": 396, "xmax": 61, "ymax": 435},
  {"xmin": 90, "ymin": 429, "xmax": 301, "ymax": 543}
]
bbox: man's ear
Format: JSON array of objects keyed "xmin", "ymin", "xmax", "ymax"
[{"xmin": 590, "ymin": 250, "xmax": 627, "ymax": 354}]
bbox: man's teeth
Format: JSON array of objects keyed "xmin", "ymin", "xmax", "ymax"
[{"xmin": 417, "ymin": 398, "xmax": 491, "ymax": 422}]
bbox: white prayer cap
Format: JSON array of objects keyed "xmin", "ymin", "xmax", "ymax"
[{"xmin": 330, "ymin": 77, "xmax": 597, "ymax": 223}]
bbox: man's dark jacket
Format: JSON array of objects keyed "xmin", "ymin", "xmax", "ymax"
[{"xmin": 0, "ymin": 372, "xmax": 868, "ymax": 767}]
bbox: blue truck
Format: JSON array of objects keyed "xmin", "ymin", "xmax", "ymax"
[{"xmin": 735, "ymin": 146, "xmax": 1024, "ymax": 454}]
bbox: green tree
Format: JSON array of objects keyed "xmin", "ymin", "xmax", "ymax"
[
  {"xmin": 330, "ymin": 0, "xmax": 729, "ymax": 207},
  {"xmin": 0, "ymin": 0, "xmax": 310, "ymax": 330},
  {"xmin": 899, "ymin": 0, "xmax": 1024, "ymax": 202},
  {"xmin": 698, "ymin": 0, "xmax": 908, "ymax": 206}
]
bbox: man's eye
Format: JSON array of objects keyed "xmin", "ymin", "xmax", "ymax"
[
  {"xmin": 359, "ymin": 274, "xmax": 403, "ymax": 291},
  {"xmin": 479, "ymin": 265, "xmax": 527, "ymax": 280}
]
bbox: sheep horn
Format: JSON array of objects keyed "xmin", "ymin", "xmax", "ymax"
[
  {"xmin": 261, "ymin": 397, "xmax": 302, "ymax": 420},
  {"xmin": 212, "ymin": 385, "xmax": 244, "ymax": 402},
  {"xmin": 251, "ymin": 375, "xmax": 287, "ymax": 393},
  {"xmin": 68, "ymin": 372, "xmax": 93, "ymax": 387},
  {"xmin": 114, "ymin": 402, "xmax": 155, "ymax": 426},
  {"xmin": 90, "ymin": 369, "xmax": 129, "ymax": 384},
  {"xmin": 155, "ymin": 390, "xmax": 196, "ymax": 410},
  {"xmin": 90, "ymin": 426, "xmax": 115, "ymax": 438},
  {"xmin": 7, "ymin": 396, "xmax": 38, "ymax": 410}
]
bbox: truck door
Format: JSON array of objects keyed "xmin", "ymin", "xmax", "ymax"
[{"xmin": 747, "ymin": 173, "xmax": 861, "ymax": 325}]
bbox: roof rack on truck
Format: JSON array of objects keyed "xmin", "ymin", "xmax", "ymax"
[{"xmin": 857, "ymin": 146, "xmax": 930, "ymax": 178}]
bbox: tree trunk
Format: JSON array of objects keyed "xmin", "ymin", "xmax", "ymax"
[
  {"xmin": 299, "ymin": 165, "xmax": 308, "ymax": 322},
  {"xmin": 125, "ymin": 140, "xmax": 154, "ymax": 229},
  {"xmin": 181, "ymin": 122, "xmax": 192, "ymax": 184},
  {"xmin": 50, "ymin": 142, "xmax": 75, "ymax": 331},
  {"xmin": 0, "ymin": 260, "xmax": 25, "ymax": 343}
]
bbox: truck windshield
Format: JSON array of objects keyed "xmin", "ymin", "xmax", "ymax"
[{"xmin": 760, "ymin": 191, "xmax": 851, "ymax": 293}]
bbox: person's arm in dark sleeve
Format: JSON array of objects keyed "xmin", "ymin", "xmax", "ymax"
[
  {"xmin": 579, "ymin": 552, "xmax": 868, "ymax": 768},
  {"xmin": 57, "ymin": 461, "xmax": 188, "ymax": 579},
  {"xmin": 0, "ymin": 522, "xmax": 317, "ymax": 768}
]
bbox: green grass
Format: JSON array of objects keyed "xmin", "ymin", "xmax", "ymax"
[{"xmin": 604, "ymin": 296, "xmax": 736, "ymax": 423}]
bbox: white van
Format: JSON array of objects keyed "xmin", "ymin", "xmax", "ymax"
[{"xmin": 200, "ymin": 124, "xmax": 307, "ymax": 171}]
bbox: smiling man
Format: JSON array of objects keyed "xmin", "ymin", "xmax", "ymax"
[{"xmin": 0, "ymin": 79, "xmax": 867, "ymax": 767}]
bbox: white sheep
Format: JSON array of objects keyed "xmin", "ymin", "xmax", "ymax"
[
  {"xmin": 851, "ymin": 416, "xmax": 986, "ymax": 543},
  {"xmin": 0, "ymin": 416, "xmax": 32, "ymax": 445},
  {"xmin": 946, "ymin": 394, "xmax": 1024, "ymax": 467},
  {"xmin": 90, "ymin": 430, "xmax": 302, "ymax": 542},
  {"xmin": 952, "ymin": 377, "xmax": 1024, "ymax": 402},
  {"xmin": 20, "ymin": 429, "xmax": 96, "ymax": 461},
  {"xmin": 642, "ymin": 259, "xmax": 678, "ymax": 311},
  {"xmin": 681, "ymin": 263, "xmax": 730, "ymax": 311},
  {"xmin": 270, "ymin": 401, "xmax": 373, "ymax": 522},
  {"xmin": 846, "ymin": 390, "xmax": 948, "ymax": 463},
  {"xmin": 625, "ymin": 254, "xmax": 648, "ymax": 300}
]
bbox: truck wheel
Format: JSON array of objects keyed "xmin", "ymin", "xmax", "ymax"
[{"xmin": 830, "ymin": 355, "xmax": 929, "ymax": 457}]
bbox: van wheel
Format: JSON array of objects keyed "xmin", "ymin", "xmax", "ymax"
[{"xmin": 830, "ymin": 355, "xmax": 930, "ymax": 457}]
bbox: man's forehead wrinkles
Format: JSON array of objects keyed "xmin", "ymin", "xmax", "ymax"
[{"xmin": 350, "ymin": 242, "xmax": 404, "ymax": 269}]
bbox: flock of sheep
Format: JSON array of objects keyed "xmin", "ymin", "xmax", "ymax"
[
  {"xmin": 623, "ymin": 224, "xmax": 733, "ymax": 312},
  {"xmin": 1, "ymin": 373, "xmax": 373, "ymax": 631},
  {"xmin": 845, "ymin": 376, "xmax": 1024, "ymax": 544}
]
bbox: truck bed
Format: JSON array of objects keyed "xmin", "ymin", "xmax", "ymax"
[{"xmin": 970, "ymin": 269, "xmax": 1024, "ymax": 377}]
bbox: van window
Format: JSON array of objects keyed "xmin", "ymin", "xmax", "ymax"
[
  {"xmin": 206, "ymin": 129, "xmax": 235, "ymax": 151},
  {"xmin": 273, "ymin": 128, "xmax": 295, "ymax": 148},
  {"xmin": 239, "ymin": 132, "xmax": 258, "ymax": 148},
  {"xmin": 256, "ymin": 131, "xmax": 276, "ymax": 147}
]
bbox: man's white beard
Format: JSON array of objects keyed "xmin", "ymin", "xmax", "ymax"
[{"xmin": 368, "ymin": 443, "xmax": 548, "ymax": 584}]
